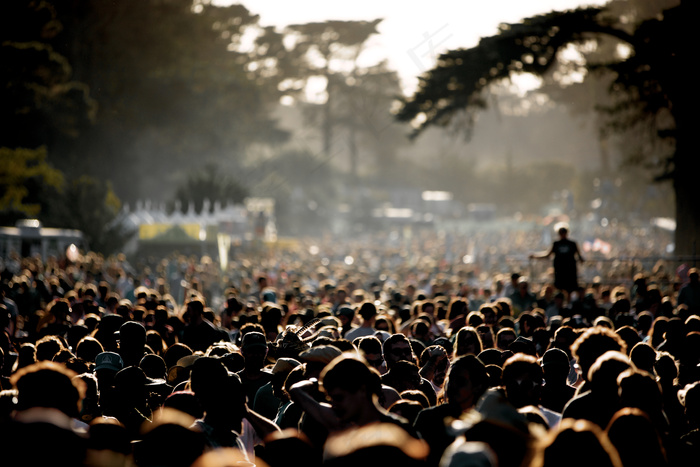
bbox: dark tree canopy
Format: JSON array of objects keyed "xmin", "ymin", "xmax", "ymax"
[
  {"xmin": 396, "ymin": 1, "xmax": 695, "ymax": 256},
  {"xmin": 1, "ymin": 0, "xmax": 291, "ymax": 205}
]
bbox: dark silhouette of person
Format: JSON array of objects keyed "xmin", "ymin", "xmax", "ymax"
[
  {"xmin": 414, "ymin": 354, "xmax": 489, "ymax": 466},
  {"xmin": 117, "ymin": 321, "xmax": 147, "ymax": 368},
  {"xmin": 382, "ymin": 334, "xmax": 436, "ymax": 406},
  {"xmin": 539, "ymin": 348, "xmax": 576, "ymax": 413},
  {"xmin": 530, "ymin": 418, "xmax": 622, "ymax": 467},
  {"xmin": 290, "ymin": 354, "xmax": 416, "ymax": 437},
  {"xmin": 562, "ymin": 350, "xmax": 632, "ymax": 429},
  {"xmin": 530, "ymin": 225, "xmax": 584, "ymax": 294},
  {"xmin": 190, "ymin": 356, "xmax": 279, "ymax": 460},
  {"xmin": 237, "ymin": 331, "xmax": 273, "ymax": 406},
  {"xmin": 570, "ymin": 326, "xmax": 627, "ymax": 394},
  {"xmin": 678, "ymin": 267, "xmax": 700, "ymax": 315},
  {"xmin": 5, "ymin": 361, "xmax": 88, "ymax": 465},
  {"xmin": 112, "ymin": 366, "xmax": 153, "ymax": 438},
  {"xmin": 606, "ymin": 407, "xmax": 669, "ymax": 467},
  {"xmin": 181, "ymin": 298, "xmax": 228, "ymax": 352}
]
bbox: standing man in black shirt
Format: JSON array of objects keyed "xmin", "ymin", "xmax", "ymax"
[{"xmin": 531, "ymin": 224, "xmax": 585, "ymax": 294}]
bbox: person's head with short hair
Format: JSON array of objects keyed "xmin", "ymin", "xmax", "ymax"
[
  {"xmin": 541, "ymin": 347, "xmax": 571, "ymax": 386},
  {"xmin": 190, "ymin": 357, "xmax": 246, "ymax": 432},
  {"xmin": 336, "ymin": 305, "xmax": 355, "ymax": 329},
  {"xmin": 605, "ymin": 407, "xmax": 668, "ymax": 467},
  {"xmin": 15, "ymin": 342, "xmax": 36, "ymax": 371},
  {"xmin": 163, "ymin": 343, "xmax": 193, "ymax": 371},
  {"xmin": 357, "ymin": 336, "xmax": 384, "ymax": 371},
  {"xmin": 118, "ymin": 320, "xmax": 146, "ymax": 363},
  {"xmin": 135, "ymin": 408, "xmax": 205, "ymax": 467},
  {"xmin": 444, "ymin": 354, "xmax": 489, "ymax": 410},
  {"xmin": 556, "ymin": 224, "xmax": 569, "ymax": 238},
  {"xmin": 358, "ymin": 301, "xmax": 377, "ymax": 321},
  {"xmin": 615, "ymin": 326, "xmax": 641, "ymax": 355},
  {"xmin": 551, "ymin": 325, "xmax": 578, "ymax": 360},
  {"xmin": 76, "ymin": 336, "xmax": 104, "ymax": 363},
  {"xmin": 531, "ymin": 327, "xmax": 551, "ymax": 357},
  {"xmin": 320, "ymin": 354, "xmax": 382, "ymax": 423},
  {"xmin": 223, "ymin": 295, "xmax": 243, "ymax": 318},
  {"xmin": 185, "ymin": 298, "xmax": 205, "ymax": 324},
  {"xmin": 617, "ymin": 368, "xmax": 663, "ymax": 422},
  {"xmin": 388, "ymin": 399, "xmax": 423, "ymax": 425},
  {"xmin": 335, "ymin": 287, "xmax": 348, "ymax": 304},
  {"xmin": 35, "ymin": 335, "xmax": 66, "ymax": 362},
  {"xmin": 48, "ymin": 298, "xmax": 71, "ymax": 321},
  {"xmin": 629, "ymin": 342, "xmax": 656, "ymax": 374},
  {"xmin": 588, "ymin": 350, "xmax": 633, "ymax": 397},
  {"xmin": 466, "ymin": 311, "xmax": 484, "ymax": 328},
  {"xmin": 374, "ymin": 315, "xmax": 396, "ymax": 334},
  {"xmin": 496, "ymin": 328, "xmax": 517, "ymax": 352},
  {"xmin": 88, "ymin": 416, "xmax": 133, "ymax": 457},
  {"xmin": 498, "ymin": 315, "xmax": 516, "ymax": 331},
  {"xmin": 11, "ymin": 361, "xmax": 86, "ymax": 419},
  {"xmin": 479, "ymin": 304, "xmax": 497, "ymax": 327},
  {"xmin": 572, "ymin": 326, "xmax": 627, "ymax": 383},
  {"xmin": 140, "ymin": 354, "xmax": 168, "ymax": 380},
  {"xmin": 384, "ymin": 360, "xmax": 423, "ymax": 394},
  {"xmin": 240, "ymin": 331, "xmax": 268, "ymax": 371},
  {"xmin": 411, "ymin": 320, "xmax": 430, "ymax": 342},
  {"xmin": 145, "ymin": 330, "xmax": 166, "ymax": 356},
  {"xmin": 530, "ymin": 418, "xmax": 622, "ymax": 467},
  {"xmin": 653, "ymin": 351, "xmax": 677, "ymax": 387},
  {"xmin": 382, "ymin": 333, "xmax": 415, "ymax": 369},
  {"xmin": 502, "ymin": 353, "xmax": 543, "ymax": 408}
]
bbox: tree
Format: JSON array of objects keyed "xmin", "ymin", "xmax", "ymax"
[
  {"xmin": 284, "ymin": 19, "xmax": 383, "ymax": 177},
  {"xmin": 0, "ymin": 147, "xmax": 64, "ymax": 220},
  {"xmin": 396, "ymin": 1, "xmax": 695, "ymax": 256},
  {"xmin": 41, "ymin": 176, "xmax": 132, "ymax": 255},
  {"xmin": 173, "ymin": 163, "xmax": 248, "ymax": 214},
  {"xmin": 0, "ymin": 3, "xmax": 128, "ymax": 254},
  {"xmin": 1, "ymin": 1, "xmax": 290, "ymax": 204},
  {"xmin": 0, "ymin": 1, "xmax": 96, "ymax": 149},
  {"xmin": 334, "ymin": 62, "xmax": 407, "ymax": 175}
]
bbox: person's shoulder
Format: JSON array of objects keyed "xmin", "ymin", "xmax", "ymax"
[
  {"xmin": 380, "ymin": 411, "xmax": 419, "ymax": 438},
  {"xmin": 561, "ymin": 389, "xmax": 592, "ymax": 416},
  {"xmin": 416, "ymin": 403, "xmax": 455, "ymax": 421},
  {"xmin": 343, "ymin": 326, "xmax": 363, "ymax": 340}
]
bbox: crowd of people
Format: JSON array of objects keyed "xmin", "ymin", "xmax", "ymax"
[{"xmin": 0, "ymin": 226, "xmax": 699, "ymax": 466}]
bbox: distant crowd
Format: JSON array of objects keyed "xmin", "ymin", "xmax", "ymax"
[{"xmin": 0, "ymin": 229, "xmax": 699, "ymax": 466}]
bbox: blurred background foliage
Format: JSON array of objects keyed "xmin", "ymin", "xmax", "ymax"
[{"xmin": 0, "ymin": 0, "xmax": 682, "ymax": 254}]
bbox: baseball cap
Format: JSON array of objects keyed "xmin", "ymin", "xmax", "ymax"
[
  {"xmin": 95, "ymin": 351, "xmax": 124, "ymax": 372},
  {"xmin": 241, "ymin": 332, "xmax": 268, "ymax": 350}
]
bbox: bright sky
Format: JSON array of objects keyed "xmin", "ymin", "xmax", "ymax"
[{"xmin": 233, "ymin": 0, "xmax": 608, "ymax": 93}]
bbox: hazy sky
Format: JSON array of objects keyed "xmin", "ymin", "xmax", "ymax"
[{"xmin": 233, "ymin": 1, "xmax": 608, "ymax": 92}]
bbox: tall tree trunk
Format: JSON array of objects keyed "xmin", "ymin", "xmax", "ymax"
[
  {"xmin": 323, "ymin": 70, "xmax": 333, "ymax": 159},
  {"xmin": 348, "ymin": 125, "xmax": 358, "ymax": 181},
  {"xmin": 672, "ymin": 113, "xmax": 699, "ymax": 259}
]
